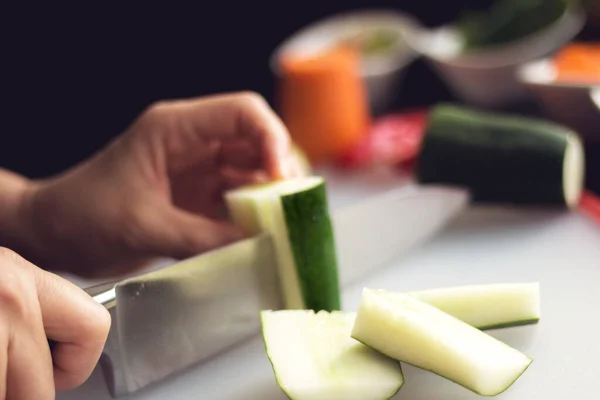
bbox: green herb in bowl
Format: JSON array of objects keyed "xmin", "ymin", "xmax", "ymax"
[
  {"xmin": 459, "ymin": 0, "xmax": 569, "ymax": 50},
  {"xmin": 341, "ymin": 29, "xmax": 401, "ymax": 57}
]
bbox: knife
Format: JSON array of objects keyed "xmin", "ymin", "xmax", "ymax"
[{"xmin": 62, "ymin": 184, "xmax": 469, "ymax": 398}]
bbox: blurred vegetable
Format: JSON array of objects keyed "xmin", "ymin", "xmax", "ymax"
[
  {"xmin": 459, "ymin": 0, "xmax": 568, "ymax": 50},
  {"xmin": 337, "ymin": 109, "xmax": 428, "ymax": 169},
  {"xmin": 415, "ymin": 104, "xmax": 585, "ymax": 209},
  {"xmin": 553, "ymin": 42, "xmax": 600, "ymax": 83},
  {"xmin": 278, "ymin": 47, "xmax": 371, "ymax": 164},
  {"xmin": 580, "ymin": 191, "xmax": 600, "ymax": 225}
]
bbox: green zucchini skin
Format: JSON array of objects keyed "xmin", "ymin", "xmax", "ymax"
[
  {"xmin": 415, "ymin": 104, "xmax": 584, "ymax": 208},
  {"xmin": 281, "ymin": 181, "xmax": 341, "ymax": 312},
  {"xmin": 478, "ymin": 318, "xmax": 540, "ymax": 331}
]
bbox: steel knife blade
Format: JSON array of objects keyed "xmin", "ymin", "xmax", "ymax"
[{"xmin": 86, "ymin": 184, "xmax": 469, "ymax": 397}]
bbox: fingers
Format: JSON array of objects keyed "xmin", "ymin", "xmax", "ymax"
[
  {"xmin": 33, "ymin": 267, "xmax": 111, "ymax": 391},
  {"xmin": 287, "ymin": 154, "xmax": 308, "ymax": 178},
  {"xmin": 219, "ymin": 137, "xmax": 263, "ymax": 170},
  {"xmin": 144, "ymin": 92, "xmax": 293, "ymax": 179},
  {"xmin": 0, "ymin": 319, "xmax": 7, "ymax": 399},
  {"xmin": 6, "ymin": 315, "xmax": 55, "ymax": 399},
  {"xmin": 148, "ymin": 206, "xmax": 246, "ymax": 260},
  {"xmin": 0, "ymin": 248, "xmax": 55, "ymax": 399},
  {"xmin": 221, "ymin": 166, "xmax": 269, "ymax": 189}
]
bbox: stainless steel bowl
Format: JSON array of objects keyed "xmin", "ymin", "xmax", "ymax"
[{"xmin": 269, "ymin": 9, "xmax": 420, "ymax": 114}]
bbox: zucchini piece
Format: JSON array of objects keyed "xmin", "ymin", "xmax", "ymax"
[
  {"xmin": 352, "ymin": 288, "xmax": 533, "ymax": 396},
  {"xmin": 415, "ymin": 104, "xmax": 585, "ymax": 209},
  {"xmin": 261, "ymin": 310, "xmax": 404, "ymax": 400},
  {"xmin": 408, "ymin": 282, "xmax": 541, "ymax": 330},
  {"xmin": 225, "ymin": 177, "xmax": 341, "ymax": 311}
]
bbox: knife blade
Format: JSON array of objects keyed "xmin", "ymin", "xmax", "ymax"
[{"xmin": 82, "ymin": 184, "xmax": 469, "ymax": 397}]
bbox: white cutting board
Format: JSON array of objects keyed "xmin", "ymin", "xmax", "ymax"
[{"xmin": 57, "ymin": 168, "xmax": 600, "ymax": 400}]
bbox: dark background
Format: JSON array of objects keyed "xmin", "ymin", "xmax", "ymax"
[{"xmin": 1, "ymin": 1, "xmax": 598, "ymax": 180}]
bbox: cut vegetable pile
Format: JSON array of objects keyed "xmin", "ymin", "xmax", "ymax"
[
  {"xmin": 225, "ymin": 176, "xmax": 341, "ymax": 311},
  {"xmin": 224, "ymin": 176, "xmax": 539, "ymax": 398},
  {"xmin": 261, "ymin": 283, "xmax": 539, "ymax": 399}
]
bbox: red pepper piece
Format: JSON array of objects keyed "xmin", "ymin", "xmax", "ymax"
[{"xmin": 337, "ymin": 109, "xmax": 429, "ymax": 169}]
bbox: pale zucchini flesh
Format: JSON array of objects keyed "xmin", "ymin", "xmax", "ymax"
[
  {"xmin": 225, "ymin": 177, "xmax": 323, "ymax": 236},
  {"xmin": 351, "ymin": 288, "xmax": 533, "ymax": 396},
  {"xmin": 225, "ymin": 176, "xmax": 341, "ymax": 311},
  {"xmin": 261, "ymin": 310, "xmax": 404, "ymax": 400},
  {"xmin": 408, "ymin": 282, "xmax": 541, "ymax": 330}
]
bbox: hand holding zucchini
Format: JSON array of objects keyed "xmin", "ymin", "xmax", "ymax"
[{"xmin": 415, "ymin": 104, "xmax": 585, "ymax": 209}]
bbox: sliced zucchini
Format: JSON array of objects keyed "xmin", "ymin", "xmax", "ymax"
[
  {"xmin": 408, "ymin": 282, "xmax": 541, "ymax": 330},
  {"xmin": 351, "ymin": 288, "xmax": 533, "ymax": 396},
  {"xmin": 225, "ymin": 176, "xmax": 341, "ymax": 311},
  {"xmin": 261, "ymin": 310, "xmax": 404, "ymax": 400},
  {"xmin": 415, "ymin": 104, "xmax": 585, "ymax": 209}
]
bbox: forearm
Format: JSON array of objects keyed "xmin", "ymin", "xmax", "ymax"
[{"xmin": 0, "ymin": 168, "xmax": 38, "ymax": 256}]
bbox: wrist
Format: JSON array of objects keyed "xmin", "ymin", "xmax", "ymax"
[{"xmin": 0, "ymin": 169, "xmax": 42, "ymax": 261}]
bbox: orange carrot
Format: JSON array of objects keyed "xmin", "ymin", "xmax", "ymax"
[
  {"xmin": 276, "ymin": 47, "xmax": 371, "ymax": 164},
  {"xmin": 553, "ymin": 43, "xmax": 600, "ymax": 84}
]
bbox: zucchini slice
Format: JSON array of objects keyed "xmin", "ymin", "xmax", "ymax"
[
  {"xmin": 261, "ymin": 310, "xmax": 404, "ymax": 400},
  {"xmin": 351, "ymin": 288, "xmax": 533, "ymax": 396},
  {"xmin": 225, "ymin": 176, "xmax": 341, "ymax": 311},
  {"xmin": 415, "ymin": 104, "xmax": 585, "ymax": 209},
  {"xmin": 408, "ymin": 282, "xmax": 541, "ymax": 330}
]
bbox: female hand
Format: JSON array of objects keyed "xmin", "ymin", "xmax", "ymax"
[
  {"xmin": 18, "ymin": 92, "xmax": 305, "ymax": 278},
  {"xmin": 0, "ymin": 247, "xmax": 110, "ymax": 398}
]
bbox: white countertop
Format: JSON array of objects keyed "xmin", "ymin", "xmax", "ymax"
[{"xmin": 58, "ymin": 168, "xmax": 600, "ymax": 399}]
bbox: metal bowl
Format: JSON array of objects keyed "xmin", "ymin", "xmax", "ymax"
[
  {"xmin": 269, "ymin": 9, "xmax": 420, "ymax": 114},
  {"xmin": 402, "ymin": 4, "xmax": 586, "ymax": 108}
]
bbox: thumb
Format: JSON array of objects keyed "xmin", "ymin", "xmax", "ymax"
[{"xmin": 150, "ymin": 206, "xmax": 246, "ymax": 260}]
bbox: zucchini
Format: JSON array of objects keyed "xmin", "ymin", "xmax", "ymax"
[
  {"xmin": 408, "ymin": 282, "xmax": 541, "ymax": 330},
  {"xmin": 261, "ymin": 310, "xmax": 404, "ymax": 400},
  {"xmin": 351, "ymin": 288, "xmax": 533, "ymax": 396},
  {"xmin": 415, "ymin": 104, "xmax": 585, "ymax": 209},
  {"xmin": 225, "ymin": 176, "xmax": 341, "ymax": 311}
]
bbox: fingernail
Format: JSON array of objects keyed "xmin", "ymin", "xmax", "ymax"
[
  {"xmin": 277, "ymin": 134, "xmax": 291, "ymax": 160},
  {"xmin": 279, "ymin": 158, "xmax": 295, "ymax": 178}
]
